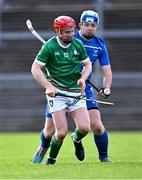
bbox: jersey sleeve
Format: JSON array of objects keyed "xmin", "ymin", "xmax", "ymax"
[
  {"xmin": 98, "ymin": 43, "xmax": 110, "ymax": 66},
  {"xmin": 35, "ymin": 44, "xmax": 50, "ymax": 66}
]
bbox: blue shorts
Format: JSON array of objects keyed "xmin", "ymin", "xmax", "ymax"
[
  {"xmin": 85, "ymin": 87, "xmax": 99, "ymax": 110},
  {"xmin": 45, "ymin": 87, "xmax": 99, "ymax": 118}
]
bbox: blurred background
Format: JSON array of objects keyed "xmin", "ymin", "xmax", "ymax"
[{"xmin": 0, "ymin": 0, "xmax": 142, "ymax": 132}]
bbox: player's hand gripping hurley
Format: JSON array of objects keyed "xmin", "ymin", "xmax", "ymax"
[{"xmin": 26, "ymin": 19, "xmax": 114, "ymax": 106}]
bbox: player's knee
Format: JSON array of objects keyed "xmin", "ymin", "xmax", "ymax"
[
  {"xmin": 56, "ymin": 131, "xmax": 67, "ymax": 141},
  {"xmin": 44, "ymin": 131, "xmax": 54, "ymax": 139},
  {"xmin": 80, "ymin": 125, "xmax": 90, "ymax": 134},
  {"xmin": 92, "ymin": 126, "xmax": 105, "ymax": 135},
  {"xmin": 44, "ymin": 128, "xmax": 54, "ymax": 139}
]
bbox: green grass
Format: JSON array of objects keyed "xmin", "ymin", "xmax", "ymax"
[{"xmin": 0, "ymin": 132, "xmax": 142, "ymax": 179}]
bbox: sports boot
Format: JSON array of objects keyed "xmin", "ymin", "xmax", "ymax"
[
  {"xmin": 45, "ymin": 157, "xmax": 56, "ymax": 165},
  {"xmin": 71, "ymin": 134, "xmax": 85, "ymax": 161},
  {"xmin": 33, "ymin": 146, "xmax": 47, "ymax": 163}
]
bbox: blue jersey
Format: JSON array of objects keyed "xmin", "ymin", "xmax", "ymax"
[
  {"xmin": 74, "ymin": 30, "xmax": 110, "ymax": 67},
  {"xmin": 75, "ymin": 30, "xmax": 111, "ymax": 110},
  {"xmin": 75, "ymin": 30, "xmax": 110, "ymax": 90}
]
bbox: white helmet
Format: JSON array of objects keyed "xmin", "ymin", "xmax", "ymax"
[{"xmin": 80, "ymin": 10, "xmax": 99, "ymax": 25}]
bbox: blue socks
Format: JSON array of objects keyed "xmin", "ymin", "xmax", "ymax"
[
  {"xmin": 40, "ymin": 130, "xmax": 51, "ymax": 149},
  {"xmin": 94, "ymin": 130, "xmax": 108, "ymax": 160}
]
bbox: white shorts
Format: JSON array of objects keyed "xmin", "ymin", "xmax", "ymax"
[{"xmin": 46, "ymin": 89, "xmax": 86, "ymax": 113}]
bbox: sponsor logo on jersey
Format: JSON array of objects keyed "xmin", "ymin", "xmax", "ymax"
[{"xmin": 54, "ymin": 52, "xmax": 60, "ymax": 56}]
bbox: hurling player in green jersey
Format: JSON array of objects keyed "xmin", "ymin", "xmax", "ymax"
[{"xmin": 31, "ymin": 16, "xmax": 92, "ymax": 165}]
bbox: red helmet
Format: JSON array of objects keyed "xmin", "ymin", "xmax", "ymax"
[{"xmin": 54, "ymin": 16, "xmax": 76, "ymax": 31}]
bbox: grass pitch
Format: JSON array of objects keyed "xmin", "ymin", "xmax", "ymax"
[{"xmin": 0, "ymin": 132, "xmax": 142, "ymax": 179}]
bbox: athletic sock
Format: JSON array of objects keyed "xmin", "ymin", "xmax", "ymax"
[
  {"xmin": 40, "ymin": 129, "xmax": 51, "ymax": 149},
  {"xmin": 72, "ymin": 128, "xmax": 86, "ymax": 142},
  {"xmin": 48, "ymin": 136, "xmax": 63, "ymax": 159},
  {"xmin": 94, "ymin": 130, "xmax": 108, "ymax": 160}
]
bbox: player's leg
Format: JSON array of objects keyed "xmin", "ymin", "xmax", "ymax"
[
  {"xmin": 86, "ymin": 88, "xmax": 112, "ymax": 163},
  {"xmin": 33, "ymin": 105, "xmax": 54, "ymax": 163},
  {"xmin": 70, "ymin": 104, "xmax": 90, "ymax": 161},
  {"xmin": 45, "ymin": 109, "xmax": 68, "ymax": 165},
  {"xmin": 89, "ymin": 109, "xmax": 112, "ymax": 162},
  {"xmin": 45, "ymin": 95, "xmax": 69, "ymax": 165}
]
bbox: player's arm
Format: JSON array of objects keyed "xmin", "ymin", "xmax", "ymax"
[
  {"xmin": 102, "ymin": 64, "xmax": 112, "ymax": 89},
  {"xmin": 77, "ymin": 58, "xmax": 92, "ymax": 93},
  {"xmin": 98, "ymin": 41, "xmax": 112, "ymax": 98},
  {"xmin": 31, "ymin": 61, "xmax": 56, "ymax": 96},
  {"xmin": 81, "ymin": 58, "xmax": 92, "ymax": 80},
  {"xmin": 99, "ymin": 64, "xmax": 112, "ymax": 98},
  {"xmin": 77, "ymin": 39, "xmax": 92, "ymax": 92}
]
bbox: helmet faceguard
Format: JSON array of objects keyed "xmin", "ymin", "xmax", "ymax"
[
  {"xmin": 54, "ymin": 16, "xmax": 76, "ymax": 31},
  {"xmin": 80, "ymin": 10, "xmax": 99, "ymax": 25}
]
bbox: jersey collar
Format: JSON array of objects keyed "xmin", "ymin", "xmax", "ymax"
[{"xmin": 56, "ymin": 36, "xmax": 71, "ymax": 49}]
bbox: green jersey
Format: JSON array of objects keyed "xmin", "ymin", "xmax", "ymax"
[{"xmin": 35, "ymin": 36, "xmax": 89, "ymax": 90}]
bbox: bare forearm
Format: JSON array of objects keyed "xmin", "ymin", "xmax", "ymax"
[
  {"xmin": 31, "ymin": 62, "xmax": 50, "ymax": 89},
  {"xmin": 103, "ymin": 74, "xmax": 112, "ymax": 88},
  {"xmin": 81, "ymin": 60, "xmax": 92, "ymax": 80},
  {"xmin": 102, "ymin": 65, "xmax": 112, "ymax": 88}
]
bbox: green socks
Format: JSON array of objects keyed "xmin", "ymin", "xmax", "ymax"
[
  {"xmin": 48, "ymin": 136, "xmax": 63, "ymax": 159},
  {"xmin": 72, "ymin": 128, "xmax": 86, "ymax": 142}
]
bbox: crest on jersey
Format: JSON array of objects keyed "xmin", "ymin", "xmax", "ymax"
[
  {"xmin": 94, "ymin": 49, "xmax": 98, "ymax": 54},
  {"xmin": 73, "ymin": 50, "xmax": 78, "ymax": 55}
]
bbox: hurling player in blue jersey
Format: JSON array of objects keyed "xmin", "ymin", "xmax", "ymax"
[
  {"xmin": 33, "ymin": 10, "xmax": 112, "ymax": 164},
  {"xmin": 74, "ymin": 10, "xmax": 112, "ymax": 162}
]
